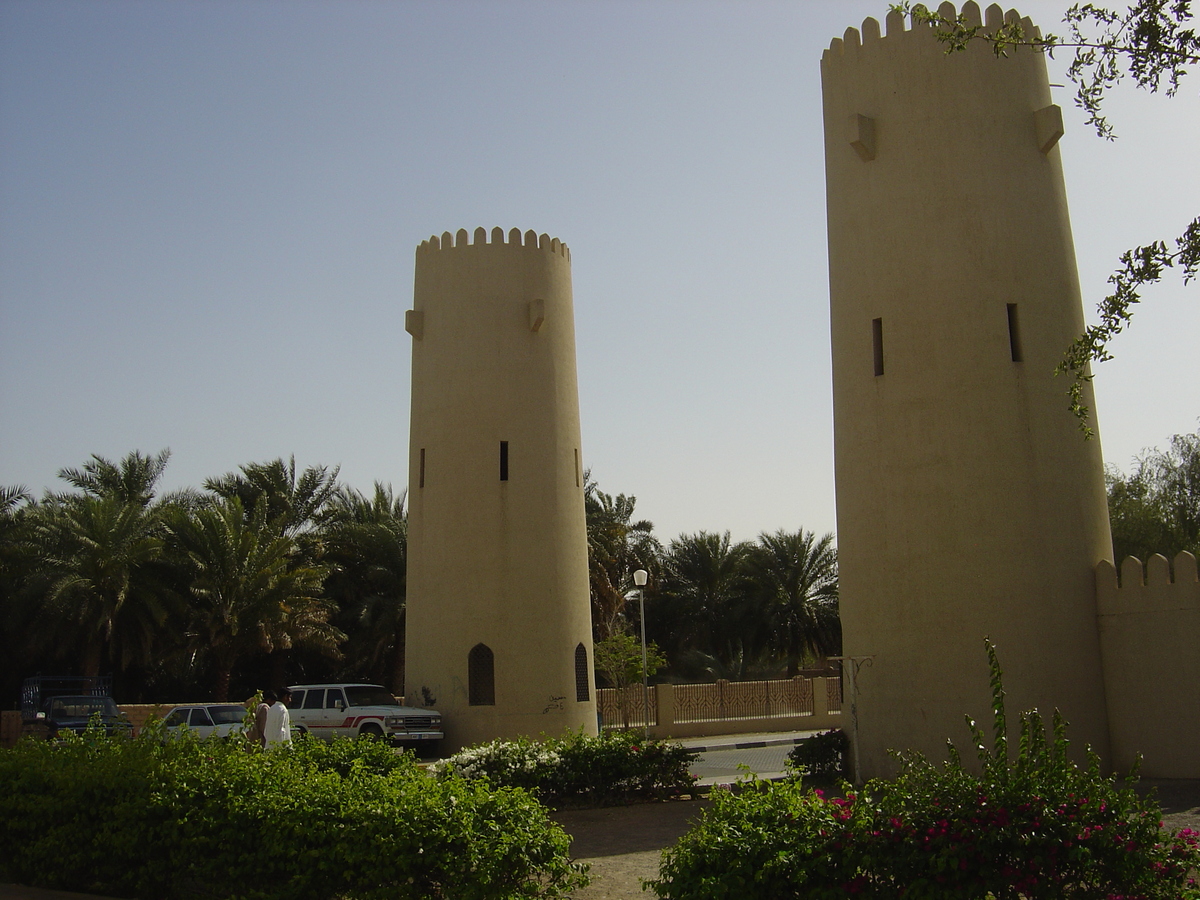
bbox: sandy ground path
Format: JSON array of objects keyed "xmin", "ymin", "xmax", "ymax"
[{"xmin": 551, "ymin": 798, "xmax": 712, "ymax": 900}]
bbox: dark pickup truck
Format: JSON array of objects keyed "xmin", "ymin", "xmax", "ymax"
[{"xmin": 20, "ymin": 676, "xmax": 131, "ymax": 739}]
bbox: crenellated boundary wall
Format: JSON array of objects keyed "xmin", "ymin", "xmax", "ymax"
[{"xmin": 1097, "ymin": 552, "xmax": 1200, "ymax": 778}]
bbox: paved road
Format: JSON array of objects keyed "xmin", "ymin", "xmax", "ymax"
[{"xmin": 680, "ymin": 729, "xmax": 820, "ymax": 786}]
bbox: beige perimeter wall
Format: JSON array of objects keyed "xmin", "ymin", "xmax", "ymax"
[{"xmin": 1097, "ymin": 553, "xmax": 1200, "ymax": 778}]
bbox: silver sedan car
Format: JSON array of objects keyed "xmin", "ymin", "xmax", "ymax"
[{"xmin": 162, "ymin": 704, "xmax": 249, "ymax": 740}]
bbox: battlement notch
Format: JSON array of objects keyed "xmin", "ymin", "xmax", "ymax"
[{"xmin": 1097, "ymin": 552, "xmax": 1200, "ymax": 616}]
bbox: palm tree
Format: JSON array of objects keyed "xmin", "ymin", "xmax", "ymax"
[
  {"xmin": 0, "ymin": 486, "xmax": 37, "ymax": 702},
  {"xmin": 55, "ymin": 449, "xmax": 171, "ymax": 506},
  {"xmin": 165, "ymin": 496, "xmax": 342, "ymax": 700},
  {"xmin": 0, "ymin": 486, "xmax": 33, "ymax": 583},
  {"xmin": 584, "ymin": 473, "xmax": 661, "ymax": 640},
  {"xmin": 205, "ymin": 456, "xmax": 340, "ymax": 540},
  {"xmin": 654, "ymin": 531, "xmax": 758, "ymax": 677},
  {"xmin": 20, "ymin": 452, "xmax": 191, "ymax": 692},
  {"xmin": 30, "ymin": 495, "xmax": 170, "ymax": 677},
  {"xmin": 748, "ymin": 529, "xmax": 840, "ymax": 676},
  {"xmin": 319, "ymin": 483, "xmax": 408, "ymax": 693}
]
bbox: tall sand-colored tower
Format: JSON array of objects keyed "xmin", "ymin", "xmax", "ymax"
[
  {"xmin": 822, "ymin": 2, "xmax": 1113, "ymax": 778},
  {"xmin": 403, "ymin": 226, "xmax": 597, "ymax": 751}
]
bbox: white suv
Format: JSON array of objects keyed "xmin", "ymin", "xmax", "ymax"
[{"xmin": 287, "ymin": 683, "xmax": 442, "ymax": 750}]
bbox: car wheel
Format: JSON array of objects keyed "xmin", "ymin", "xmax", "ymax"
[{"xmin": 359, "ymin": 723, "xmax": 384, "ymax": 740}]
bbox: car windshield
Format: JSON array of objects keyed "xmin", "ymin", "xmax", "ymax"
[
  {"xmin": 49, "ymin": 697, "xmax": 119, "ymax": 718},
  {"xmin": 344, "ymin": 686, "xmax": 400, "ymax": 708},
  {"xmin": 209, "ymin": 706, "xmax": 246, "ymax": 725}
]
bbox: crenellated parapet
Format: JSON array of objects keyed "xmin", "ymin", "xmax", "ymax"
[
  {"xmin": 417, "ymin": 226, "xmax": 570, "ymax": 262},
  {"xmin": 823, "ymin": 2, "xmax": 1038, "ymax": 64},
  {"xmin": 1096, "ymin": 552, "xmax": 1200, "ymax": 615},
  {"xmin": 821, "ymin": 2, "xmax": 1062, "ymax": 161}
]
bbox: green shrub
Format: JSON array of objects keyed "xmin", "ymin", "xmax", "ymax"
[
  {"xmin": 0, "ymin": 720, "xmax": 587, "ymax": 899},
  {"xmin": 650, "ymin": 640, "xmax": 1200, "ymax": 900},
  {"xmin": 438, "ymin": 728, "xmax": 698, "ymax": 807},
  {"xmin": 786, "ymin": 729, "xmax": 847, "ymax": 779}
]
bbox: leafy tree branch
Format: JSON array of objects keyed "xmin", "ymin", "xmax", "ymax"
[
  {"xmin": 1061, "ymin": 218, "xmax": 1200, "ymax": 435},
  {"xmin": 894, "ymin": 2, "xmax": 1198, "ymax": 434},
  {"xmin": 897, "ymin": 1, "xmax": 1198, "ymax": 137}
]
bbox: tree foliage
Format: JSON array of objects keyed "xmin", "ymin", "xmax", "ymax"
[
  {"xmin": 320, "ymin": 483, "xmax": 409, "ymax": 692},
  {"xmin": 0, "ymin": 453, "xmax": 356, "ymax": 703},
  {"xmin": 897, "ymin": 1, "xmax": 1199, "ymax": 434},
  {"xmin": 164, "ymin": 495, "xmax": 340, "ymax": 700},
  {"xmin": 27, "ymin": 451, "xmax": 178, "ymax": 679},
  {"xmin": 644, "ymin": 528, "xmax": 840, "ymax": 681},
  {"xmin": 592, "ymin": 631, "xmax": 669, "ymax": 690},
  {"xmin": 747, "ymin": 529, "xmax": 840, "ymax": 677},
  {"xmin": 2, "ymin": 460, "xmax": 841, "ymax": 701},
  {"xmin": 206, "ymin": 455, "xmax": 340, "ymax": 541},
  {"xmin": 583, "ymin": 471, "xmax": 661, "ymax": 640},
  {"xmin": 1107, "ymin": 423, "xmax": 1200, "ymax": 564}
]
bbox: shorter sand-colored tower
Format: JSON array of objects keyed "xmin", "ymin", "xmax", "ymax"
[
  {"xmin": 823, "ymin": 3, "xmax": 1113, "ymax": 778},
  {"xmin": 403, "ymin": 227, "xmax": 597, "ymax": 751}
]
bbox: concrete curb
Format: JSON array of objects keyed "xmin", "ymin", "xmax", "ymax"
[
  {"xmin": 680, "ymin": 733, "xmax": 815, "ymax": 754},
  {"xmin": 695, "ymin": 771, "xmax": 792, "ymax": 789}
]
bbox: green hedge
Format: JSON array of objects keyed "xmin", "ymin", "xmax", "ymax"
[
  {"xmin": 0, "ymin": 724, "xmax": 586, "ymax": 899},
  {"xmin": 437, "ymin": 728, "xmax": 698, "ymax": 807},
  {"xmin": 650, "ymin": 642, "xmax": 1200, "ymax": 899}
]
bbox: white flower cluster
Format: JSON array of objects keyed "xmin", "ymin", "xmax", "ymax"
[{"xmin": 436, "ymin": 738, "xmax": 562, "ymax": 784}]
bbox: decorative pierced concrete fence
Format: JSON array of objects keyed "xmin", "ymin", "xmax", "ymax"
[{"xmin": 598, "ymin": 675, "xmax": 843, "ymax": 740}]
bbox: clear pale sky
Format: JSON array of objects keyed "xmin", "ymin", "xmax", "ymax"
[{"xmin": 2, "ymin": 0, "xmax": 1197, "ymax": 544}]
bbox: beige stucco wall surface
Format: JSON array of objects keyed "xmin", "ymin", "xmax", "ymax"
[
  {"xmin": 823, "ymin": 4, "xmax": 1113, "ymax": 779},
  {"xmin": 1097, "ymin": 554, "xmax": 1200, "ymax": 778},
  {"xmin": 403, "ymin": 227, "xmax": 597, "ymax": 751}
]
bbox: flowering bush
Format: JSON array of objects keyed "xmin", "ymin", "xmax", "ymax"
[
  {"xmin": 650, "ymin": 641, "xmax": 1200, "ymax": 899},
  {"xmin": 438, "ymin": 728, "xmax": 698, "ymax": 807},
  {"xmin": 0, "ymin": 719, "xmax": 587, "ymax": 899},
  {"xmin": 435, "ymin": 736, "xmax": 564, "ymax": 792}
]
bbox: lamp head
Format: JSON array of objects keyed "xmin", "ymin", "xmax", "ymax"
[{"xmin": 633, "ymin": 569, "xmax": 648, "ymax": 587}]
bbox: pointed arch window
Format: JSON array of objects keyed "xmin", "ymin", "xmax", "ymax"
[
  {"xmin": 574, "ymin": 643, "xmax": 590, "ymax": 702},
  {"xmin": 468, "ymin": 643, "xmax": 495, "ymax": 706}
]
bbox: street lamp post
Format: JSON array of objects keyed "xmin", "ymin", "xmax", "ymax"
[{"xmin": 633, "ymin": 569, "xmax": 650, "ymax": 733}]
